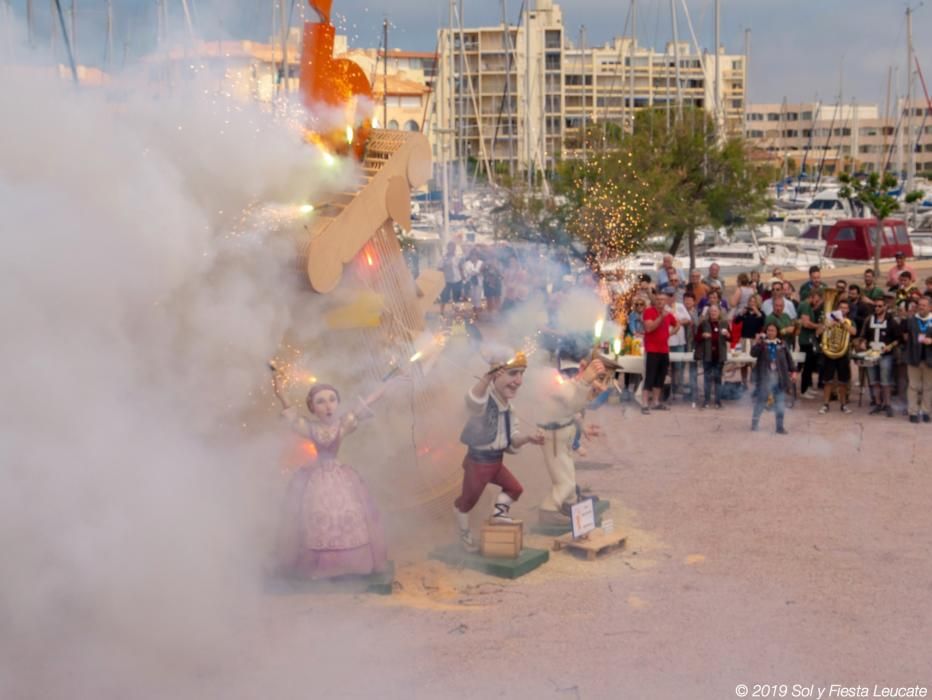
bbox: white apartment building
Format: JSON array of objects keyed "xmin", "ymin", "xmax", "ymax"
[
  {"xmin": 433, "ymin": 0, "xmax": 747, "ymax": 177},
  {"xmin": 746, "ymin": 101, "xmax": 932, "ymax": 177}
]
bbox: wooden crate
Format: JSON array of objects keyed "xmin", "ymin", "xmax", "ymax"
[{"xmin": 480, "ymin": 521, "xmax": 523, "ymax": 559}]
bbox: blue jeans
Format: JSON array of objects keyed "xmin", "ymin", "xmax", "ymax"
[
  {"xmin": 669, "ymin": 344, "xmax": 686, "ymax": 393},
  {"xmin": 752, "ymin": 374, "xmax": 786, "ymax": 428},
  {"xmin": 687, "ymin": 361, "xmax": 699, "ymax": 399},
  {"xmin": 703, "ymin": 361, "xmax": 723, "ymax": 403}
]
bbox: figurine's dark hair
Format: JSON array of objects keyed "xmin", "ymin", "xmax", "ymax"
[{"xmin": 306, "ymin": 383, "xmax": 340, "ymax": 411}]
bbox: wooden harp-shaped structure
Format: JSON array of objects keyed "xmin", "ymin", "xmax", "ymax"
[{"xmin": 288, "ymin": 2, "xmax": 460, "ymax": 519}]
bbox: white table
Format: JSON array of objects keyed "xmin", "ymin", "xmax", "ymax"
[
  {"xmin": 611, "ymin": 351, "xmax": 805, "ymax": 406},
  {"xmin": 612, "ymin": 352, "xmax": 693, "ymax": 406}
]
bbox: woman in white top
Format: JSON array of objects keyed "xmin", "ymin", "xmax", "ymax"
[{"xmin": 730, "ymin": 272, "xmax": 755, "ymax": 319}]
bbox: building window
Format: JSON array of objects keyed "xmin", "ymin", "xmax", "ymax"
[
  {"xmin": 388, "ymin": 120, "xmax": 399, "ymax": 130},
  {"xmin": 545, "ymin": 30, "xmax": 561, "ymax": 49},
  {"xmin": 545, "ymin": 53, "xmax": 561, "ymax": 70},
  {"xmin": 767, "ymin": 113, "xmax": 780, "ymax": 121},
  {"xmin": 404, "ymin": 120, "xmax": 419, "ymax": 132}
]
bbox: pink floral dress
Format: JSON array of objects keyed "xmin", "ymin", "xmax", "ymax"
[{"xmin": 278, "ymin": 410, "xmax": 387, "ymax": 579}]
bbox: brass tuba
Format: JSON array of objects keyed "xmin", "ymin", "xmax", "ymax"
[{"xmin": 820, "ymin": 289, "xmax": 852, "ymax": 359}]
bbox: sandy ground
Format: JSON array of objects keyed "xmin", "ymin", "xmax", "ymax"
[{"xmin": 187, "ymin": 385, "xmax": 932, "ymax": 700}]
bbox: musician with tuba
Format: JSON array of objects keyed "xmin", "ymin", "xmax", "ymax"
[{"xmin": 817, "ymin": 293, "xmax": 857, "ymax": 415}]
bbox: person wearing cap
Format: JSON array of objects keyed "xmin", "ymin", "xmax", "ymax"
[
  {"xmin": 536, "ymin": 359, "xmax": 607, "ymax": 526},
  {"xmin": 886, "ymin": 252, "xmax": 915, "ymax": 288},
  {"xmin": 454, "ymin": 351, "xmax": 545, "ymax": 551}
]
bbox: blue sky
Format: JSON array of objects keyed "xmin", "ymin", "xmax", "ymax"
[{"xmin": 7, "ymin": 0, "xmax": 931, "ymax": 105}]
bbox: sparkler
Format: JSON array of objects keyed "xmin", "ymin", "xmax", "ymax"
[
  {"xmin": 593, "ymin": 318, "xmax": 605, "ymax": 351},
  {"xmin": 381, "ymin": 350, "xmax": 425, "ymax": 382},
  {"xmin": 612, "ymin": 337, "xmax": 623, "ymax": 356}
]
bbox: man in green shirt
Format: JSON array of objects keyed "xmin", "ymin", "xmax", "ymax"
[
  {"xmin": 799, "ymin": 265, "xmax": 826, "ymax": 302},
  {"xmin": 862, "ymin": 268, "xmax": 885, "ymax": 301},
  {"xmin": 765, "ymin": 296, "xmax": 797, "ymax": 350},
  {"xmin": 798, "ymin": 288, "xmax": 825, "ymax": 398}
]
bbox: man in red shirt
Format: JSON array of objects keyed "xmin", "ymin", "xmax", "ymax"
[{"xmin": 641, "ymin": 291, "xmax": 680, "ymax": 413}]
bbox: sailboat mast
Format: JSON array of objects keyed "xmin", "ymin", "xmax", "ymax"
[
  {"xmin": 905, "ymin": 6, "xmax": 914, "ymax": 191},
  {"xmin": 279, "ymin": 0, "xmax": 288, "ymax": 94},
  {"xmin": 106, "ymin": 0, "xmax": 113, "ymax": 69},
  {"xmin": 629, "ymin": 0, "xmax": 636, "ymax": 134},
  {"xmin": 744, "ymin": 28, "xmax": 750, "ymax": 131},
  {"xmin": 883, "ymin": 66, "xmax": 893, "ymax": 174},
  {"xmin": 714, "ymin": 0, "xmax": 720, "ymax": 132},
  {"xmin": 52, "ymin": 0, "xmax": 78, "ymax": 83},
  {"xmin": 26, "ymin": 0, "xmax": 34, "ymax": 46},
  {"xmin": 456, "ymin": 0, "xmax": 466, "ymax": 187},
  {"xmin": 70, "ymin": 0, "xmax": 76, "ymax": 63},
  {"xmin": 383, "ymin": 18, "xmax": 389, "ymax": 127},
  {"xmin": 501, "ymin": 0, "xmax": 514, "ymax": 178},
  {"xmin": 581, "ymin": 24, "xmax": 587, "ymax": 162},
  {"xmin": 671, "ymin": 0, "xmax": 682, "ymax": 122}
]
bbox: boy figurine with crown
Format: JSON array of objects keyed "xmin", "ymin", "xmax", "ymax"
[{"xmin": 454, "ymin": 349, "xmax": 544, "ymax": 551}]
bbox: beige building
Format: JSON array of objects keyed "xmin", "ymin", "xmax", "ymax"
[
  {"xmin": 433, "ymin": 0, "xmax": 747, "ymax": 177},
  {"xmin": 138, "ymin": 35, "xmax": 435, "ymax": 136},
  {"xmin": 746, "ymin": 100, "xmax": 932, "ymax": 176}
]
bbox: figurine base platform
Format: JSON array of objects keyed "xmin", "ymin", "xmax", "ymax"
[
  {"xmin": 265, "ymin": 561, "xmax": 395, "ymax": 596},
  {"xmin": 429, "ymin": 544, "xmax": 549, "ymax": 579},
  {"xmin": 531, "ymin": 499, "xmax": 610, "ymax": 536}
]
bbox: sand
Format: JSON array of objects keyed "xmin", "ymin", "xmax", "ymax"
[{"xmin": 199, "ymin": 390, "xmax": 932, "ymax": 700}]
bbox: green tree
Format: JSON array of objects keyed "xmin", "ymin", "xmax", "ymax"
[
  {"xmin": 498, "ymin": 107, "xmax": 772, "ymax": 271},
  {"xmin": 838, "ymin": 171, "xmax": 923, "ymax": 273}
]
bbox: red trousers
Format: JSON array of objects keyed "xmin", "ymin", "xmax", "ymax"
[{"xmin": 454, "ymin": 455, "xmax": 523, "ymax": 513}]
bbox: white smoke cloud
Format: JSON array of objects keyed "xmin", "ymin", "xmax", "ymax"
[{"xmin": 0, "ymin": 32, "xmax": 360, "ymax": 698}]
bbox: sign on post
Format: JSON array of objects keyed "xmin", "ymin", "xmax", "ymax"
[{"xmin": 570, "ymin": 498, "xmax": 596, "ymax": 539}]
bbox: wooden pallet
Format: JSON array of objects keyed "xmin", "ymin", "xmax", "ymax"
[
  {"xmin": 531, "ymin": 500, "xmax": 610, "ymax": 537},
  {"xmin": 552, "ymin": 528, "xmax": 626, "ymax": 561}
]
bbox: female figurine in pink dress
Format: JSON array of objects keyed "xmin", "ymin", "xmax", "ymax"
[{"xmin": 272, "ymin": 375, "xmax": 388, "ymax": 580}]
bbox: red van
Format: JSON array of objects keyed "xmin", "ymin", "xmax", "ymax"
[{"xmin": 799, "ymin": 218, "xmax": 913, "ymax": 262}]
